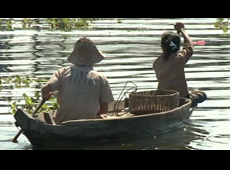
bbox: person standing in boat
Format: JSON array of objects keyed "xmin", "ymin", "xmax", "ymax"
[
  {"xmin": 41, "ymin": 37, "xmax": 114, "ymax": 125},
  {"xmin": 153, "ymin": 22, "xmax": 194, "ymax": 99}
]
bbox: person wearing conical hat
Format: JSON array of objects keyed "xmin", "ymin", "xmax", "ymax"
[{"xmin": 42, "ymin": 37, "xmax": 114, "ymax": 125}]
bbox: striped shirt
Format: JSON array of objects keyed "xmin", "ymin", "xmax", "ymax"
[{"xmin": 47, "ymin": 66, "xmax": 114, "ymax": 125}]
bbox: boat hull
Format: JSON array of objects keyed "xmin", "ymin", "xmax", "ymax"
[{"xmin": 14, "ymin": 98, "xmax": 193, "ymax": 149}]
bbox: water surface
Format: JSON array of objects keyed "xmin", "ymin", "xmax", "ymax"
[{"xmin": 0, "ymin": 18, "xmax": 230, "ymax": 150}]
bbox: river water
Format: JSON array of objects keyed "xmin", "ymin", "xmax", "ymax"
[{"xmin": 0, "ymin": 18, "xmax": 230, "ymax": 150}]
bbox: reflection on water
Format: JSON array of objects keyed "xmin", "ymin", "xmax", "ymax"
[
  {"xmin": 0, "ymin": 18, "xmax": 230, "ymax": 150},
  {"xmin": 77, "ymin": 124, "xmax": 210, "ymax": 150}
]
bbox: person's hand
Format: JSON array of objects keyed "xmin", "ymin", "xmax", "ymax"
[
  {"xmin": 174, "ymin": 22, "xmax": 185, "ymax": 32},
  {"xmin": 42, "ymin": 84, "xmax": 54, "ymax": 100},
  {"xmin": 42, "ymin": 92, "xmax": 54, "ymax": 100}
]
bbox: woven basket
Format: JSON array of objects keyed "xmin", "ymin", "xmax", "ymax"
[{"xmin": 129, "ymin": 90, "xmax": 180, "ymax": 115}]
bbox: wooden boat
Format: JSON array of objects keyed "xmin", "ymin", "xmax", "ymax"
[{"xmin": 14, "ymin": 98, "xmax": 195, "ymax": 149}]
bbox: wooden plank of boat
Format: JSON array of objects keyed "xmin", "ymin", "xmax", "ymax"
[{"xmin": 14, "ymin": 98, "xmax": 193, "ymax": 149}]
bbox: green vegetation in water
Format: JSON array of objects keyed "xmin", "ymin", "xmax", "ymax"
[
  {"xmin": 116, "ymin": 19, "xmax": 122, "ymax": 23},
  {"xmin": 214, "ymin": 18, "xmax": 230, "ymax": 33},
  {"xmin": 46, "ymin": 18, "xmax": 96, "ymax": 30},
  {"xmin": 21, "ymin": 18, "xmax": 36, "ymax": 29},
  {"xmin": 0, "ymin": 18, "xmax": 96, "ymax": 31},
  {"xmin": 1, "ymin": 18, "xmax": 229, "ymax": 32},
  {"xmin": 0, "ymin": 75, "xmax": 59, "ymax": 115},
  {"xmin": 0, "ymin": 18, "xmax": 14, "ymax": 31}
]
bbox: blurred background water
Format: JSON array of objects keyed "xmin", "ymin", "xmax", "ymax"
[{"xmin": 0, "ymin": 18, "xmax": 230, "ymax": 150}]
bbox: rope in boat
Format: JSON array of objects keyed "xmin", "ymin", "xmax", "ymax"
[{"xmin": 114, "ymin": 81, "xmax": 138, "ymax": 116}]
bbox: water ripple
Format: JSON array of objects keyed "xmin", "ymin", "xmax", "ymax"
[{"xmin": 0, "ymin": 18, "xmax": 230, "ymax": 150}]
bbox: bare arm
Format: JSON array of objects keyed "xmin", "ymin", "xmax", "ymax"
[
  {"xmin": 175, "ymin": 22, "xmax": 194, "ymax": 62},
  {"xmin": 175, "ymin": 22, "xmax": 193, "ymax": 45},
  {"xmin": 180, "ymin": 29, "xmax": 193, "ymax": 45}
]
